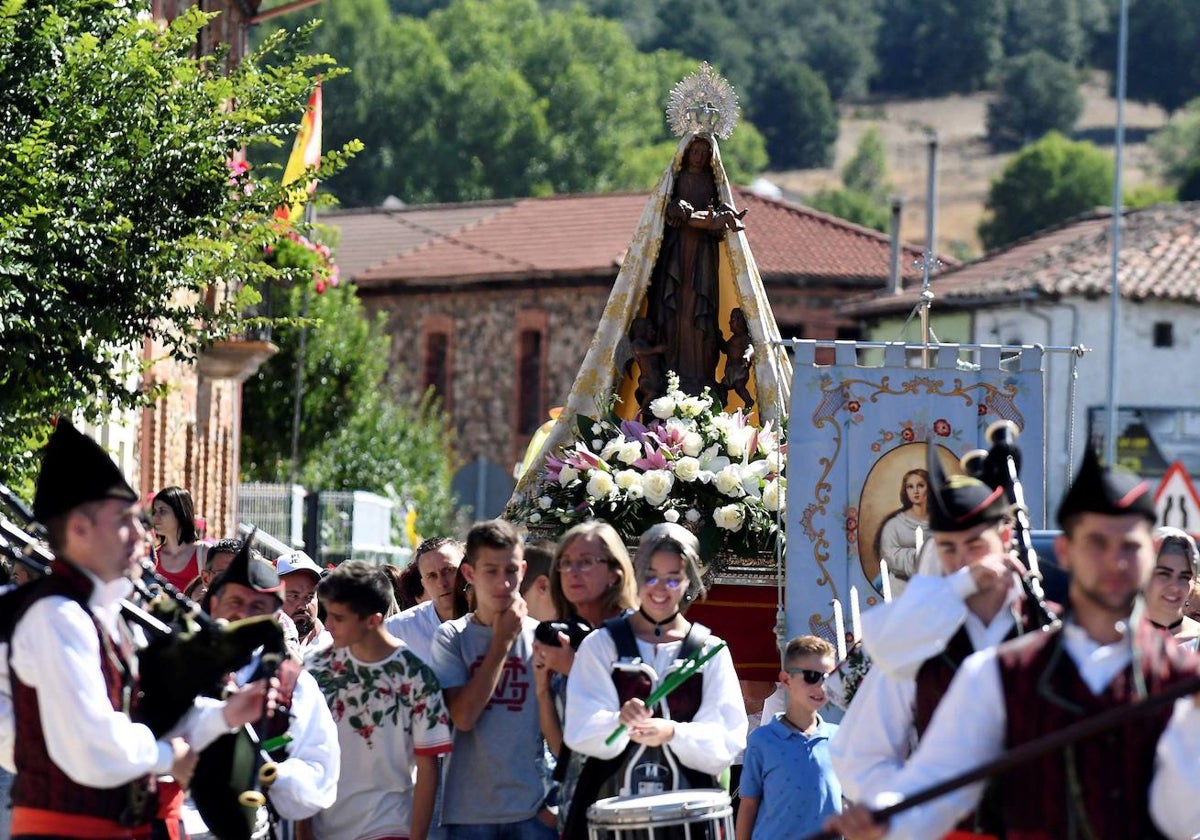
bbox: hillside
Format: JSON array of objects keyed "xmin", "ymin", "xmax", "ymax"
[{"xmin": 768, "ymin": 74, "xmax": 1169, "ymax": 259}]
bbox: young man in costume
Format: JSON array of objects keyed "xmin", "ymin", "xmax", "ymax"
[
  {"xmin": 830, "ymin": 444, "xmax": 1042, "ymax": 834},
  {"xmin": 7, "ymin": 420, "xmax": 266, "ymax": 839},
  {"xmin": 827, "ymin": 445, "xmax": 1200, "ymax": 840}
]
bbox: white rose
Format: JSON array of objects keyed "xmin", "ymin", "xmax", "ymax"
[
  {"xmin": 617, "ymin": 441, "xmax": 643, "ymax": 465},
  {"xmin": 591, "ymin": 438, "xmax": 604, "ymax": 450},
  {"xmin": 714, "ymin": 464, "xmax": 744, "ymax": 497},
  {"xmin": 558, "ymin": 465, "xmax": 579, "ymax": 485},
  {"xmin": 614, "ymin": 469, "xmax": 643, "ymax": 491},
  {"xmin": 592, "ymin": 423, "xmax": 603, "ymax": 434},
  {"xmin": 537, "ymin": 495, "xmax": 553, "ymax": 510},
  {"xmin": 649, "ymin": 395, "xmax": 677, "ymax": 419},
  {"xmin": 762, "ymin": 479, "xmax": 785, "ymax": 512},
  {"xmin": 713, "ymin": 503, "xmax": 745, "ymax": 532},
  {"xmin": 586, "ymin": 471, "xmax": 616, "ymax": 499},
  {"xmin": 725, "ymin": 426, "xmax": 754, "ymax": 459},
  {"xmin": 529, "ymin": 512, "xmax": 542, "ymax": 524},
  {"xmin": 625, "ymin": 483, "xmax": 645, "ymax": 500},
  {"xmin": 681, "ymin": 431, "xmax": 704, "ymax": 457},
  {"xmin": 685, "ymin": 508, "xmax": 702, "ymax": 524},
  {"xmin": 601, "ymin": 437, "xmax": 625, "ymax": 461},
  {"xmin": 766, "ymin": 450, "xmax": 785, "ymax": 473},
  {"xmin": 641, "ymin": 469, "xmax": 676, "ymax": 507},
  {"xmin": 663, "ymin": 508, "xmax": 681, "ymax": 523},
  {"xmin": 677, "ymin": 396, "xmax": 709, "ymax": 418},
  {"xmin": 673, "ymin": 456, "xmax": 701, "ymax": 482}
]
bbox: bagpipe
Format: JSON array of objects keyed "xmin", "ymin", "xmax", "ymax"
[
  {"xmin": 0, "ymin": 485, "xmax": 285, "ymax": 840},
  {"xmin": 959, "ymin": 420, "xmax": 1060, "ymax": 631}
]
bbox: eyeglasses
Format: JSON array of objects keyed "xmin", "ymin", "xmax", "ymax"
[
  {"xmin": 786, "ymin": 668, "xmax": 830, "ymax": 685},
  {"xmin": 642, "ymin": 575, "xmax": 684, "ymax": 589},
  {"xmin": 559, "ymin": 556, "xmax": 607, "ymax": 574}
]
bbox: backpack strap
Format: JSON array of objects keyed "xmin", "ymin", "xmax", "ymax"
[
  {"xmin": 680, "ymin": 621, "xmax": 711, "ymax": 659},
  {"xmin": 602, "ymin": 614, "xmax": 640, "ymax": 660}
]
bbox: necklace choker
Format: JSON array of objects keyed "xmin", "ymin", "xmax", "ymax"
[
  {"xmin": 638, "ymin": 607, "xmax": 679, "ymax": 638},
  {"xmin": 1152, "ymin": 617, "xmax": 1185, "ymax": 631}
]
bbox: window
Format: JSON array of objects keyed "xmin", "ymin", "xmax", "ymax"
[
  {"xmin": 1154, "ymin": 322, "xmax": 1174, "ymax": 348},
  {"xmin": 517, "ymin": 329, "xmax": 544, "ymax": 435},
  {"xmin": 424, "ymin": 332, "xmax": 449, "ymax": 400},
  {"xmin": 777, "ymin": 322, "xmax": 805, "ymax": 341}
]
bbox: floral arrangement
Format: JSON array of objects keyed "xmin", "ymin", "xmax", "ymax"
[
  {"xmin": 825, "ymin": 643, "xmax": 872, "ymax": 710},
  {"xmin": 511, "ymin": 372, "xmax": 785, "ymax": 558},
  {"xmin": 265, "ymin": 227, "xmax": 340, "ymax": 294}
]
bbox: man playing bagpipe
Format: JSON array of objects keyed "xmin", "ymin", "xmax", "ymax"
[
  {"xmin": 826, "ymin": 445, "xmax": 1200, "ymax": 840},
  {"xmin": 6, "ymin": 420, "xmax": 270, "ymax": 839},
  {"xmin": 830, "ymin": 443, "xmax": 1051, "ymax": 838}
]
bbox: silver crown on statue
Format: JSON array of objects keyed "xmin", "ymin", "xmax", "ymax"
[{"xmin": 666, "ymin": 62, "xmax": 739, "ymax": 140}]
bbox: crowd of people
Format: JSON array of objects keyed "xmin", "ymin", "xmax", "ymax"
[{"xmin": 3, "ymin": 420, "xmax": 1200, "ymax": 840}]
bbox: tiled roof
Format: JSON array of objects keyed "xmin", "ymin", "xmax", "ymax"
[
  {"xmin": 324, "ymin": 202, "xmax": 515, "ymax": 283},
  {"xmin": 842, "ymin": 203, "xmax": 1200, "ymax": 317},
  {"xmin": 332, "ymin": 188, "xmax": 944, "ymax": 290}
]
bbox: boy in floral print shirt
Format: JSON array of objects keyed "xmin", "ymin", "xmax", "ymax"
[{"xmin": 308, "ymin": 561, "xmax": 453, "ymax": 840}]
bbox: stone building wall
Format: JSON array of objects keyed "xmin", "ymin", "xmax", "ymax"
[{"xmin": 365, "ymin": 282, "xmax": 610, "ymax": 472}]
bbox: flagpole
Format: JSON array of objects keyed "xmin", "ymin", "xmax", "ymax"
[
  {"xmin": 1104, "ymin": 0, "xmax": 1129, "ymax": 466},
  {"xmin": 288, "ymin": 201, "xmax": 315, "ymax": 490}
]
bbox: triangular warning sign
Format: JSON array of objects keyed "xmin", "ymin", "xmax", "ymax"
[{"xmin": 1154, "ymin": 461, "xmax": 1200, "ymax": 533}]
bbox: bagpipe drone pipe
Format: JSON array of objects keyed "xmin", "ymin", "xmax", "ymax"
[{"xmin": 0, "ymin": 485, "xmax": 285, "ymax": 839}]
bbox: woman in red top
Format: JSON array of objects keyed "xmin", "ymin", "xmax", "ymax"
[{"xmin": 150, "ymin": 486, "xmax": 203, "ymax": 591}]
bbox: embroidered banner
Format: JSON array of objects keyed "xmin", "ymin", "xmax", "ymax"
[{"xmin": 785, "ymin": 341, "xmax": 1046, "ymax": 645}]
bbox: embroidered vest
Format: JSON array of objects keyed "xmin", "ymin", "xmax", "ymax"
[
  {"xmin": 996, "ymin": 621, "xmax": 1197, "ymax": 840},
  {"xmin": 9, "ymin": 560, "xmax": 150, "ymax": 824}
]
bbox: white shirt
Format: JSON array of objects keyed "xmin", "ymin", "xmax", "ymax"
[
  {"xmin": 385, "ymin": 600, "xmax": 445, "ymax": 665},
  {"xmin": 230, "ymin": 656, "xmax": 340, "ymax": 820},
  {"xmin": 8, "ymin": 573, "xmax": 231, "ymax": 788},
  {"xmin": 876, "ymin": 622, "xmax": 1200, "ymax": 840},
  {"xmin": 564, "ymin": 626, "xmax": 746, "ymax": 778},
  {"xmin": 832, "ymin": 571, "xmax": 1020, "ymax": 802}
]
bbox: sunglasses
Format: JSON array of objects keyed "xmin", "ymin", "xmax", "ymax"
[
  {"xmin": 643, "ymin": 575, "xmax": 684, "ymax": 589},
  {"xmin": 786, "ymin": 668, "xmax": 830, "ymax": 685}
]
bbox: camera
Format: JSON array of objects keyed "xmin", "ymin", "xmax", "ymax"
[{"xmin": 535, "ymin": 618, "xmax": 593, "ymax": 650}]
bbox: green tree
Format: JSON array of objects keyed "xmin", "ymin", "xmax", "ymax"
[
  {"xmin": 749, "ymin": 63, "xmax": 838, "ymax": 170},
  {"xmin": 1003, "ymin": 0, "xmax": 1085, "ymax": 66},
  {"xmin": 978, "ymin": 132, "xmax": 1113, "ymax": 250},
  {"xmin": 808, "ymin": 188, "xmax": 890, "ymax": 232},
  {"xmin": 841, "ymin": 128, "xmax": 890, "ymax": 200},
  {"xmin": 986, "ymin": 51, "xmax": 1084, "ymax": 151},
  {"xmin": 1120, "ymin": 0, "xmax": 1200, "ymax": 113},
  {"xmin": 875, "ymin": 0, "xmax": 1005, "ymax": 95},
  {"xmin": 0, "ymin": 0, "xmax": 355, "ymax": 487},
  {"xmin": 241, "ymin": 277, "xmax": 457, "ymax": 533},
  {"xmin": 1149, "ymin": 98, "xmax": 1200, "ymax": 185}
]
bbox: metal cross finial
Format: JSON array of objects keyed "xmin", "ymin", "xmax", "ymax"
[{"xmin": 914, "ymin": 250, "xmax": 943, "ymax": 292}]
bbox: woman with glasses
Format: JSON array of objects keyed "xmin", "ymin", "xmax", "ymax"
[
  {"xmin": 533, "ymin": 521, "xmax": 638, "ymax": 836},
  {"xmin": 560, "ymin": 523, "xmax": 746, "ymax": 840}
]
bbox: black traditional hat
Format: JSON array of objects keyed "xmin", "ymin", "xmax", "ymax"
[
  {"xmin": 33, "ymin": 419, "xmax": 138, "ymax": 522},
  {"xmin": 1056, "ymin": 444, "xmax": 1155, "ymax": 528},
  {"xmin": 926, "ymin": 442, "xmax": 1009, "ymax": 533},
  {"xmin": 209, "ymin": 532, "xmax": 282, "ymax": 598}
]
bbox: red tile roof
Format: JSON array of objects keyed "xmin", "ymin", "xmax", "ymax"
[
  {"xmin": 843, "ymin": 203, "xmax": 1200, "ymax": 317},
  {"xmin": 331, "ymin": 188, "xmax": 945, "ymax": 290}
]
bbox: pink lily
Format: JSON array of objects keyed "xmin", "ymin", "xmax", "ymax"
[{"xmin": 633, "ymin": 441, "xmax": 670, "ymax": 471}]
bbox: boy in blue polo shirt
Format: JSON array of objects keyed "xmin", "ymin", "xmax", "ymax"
[{"xmin": 735, "ymin": 635, "xmax": 842, "ymax": 840}]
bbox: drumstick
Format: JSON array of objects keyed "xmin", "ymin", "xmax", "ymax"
[{"xmin": 605, "ymin": 641, "xmax": 727, "ymax": 745}]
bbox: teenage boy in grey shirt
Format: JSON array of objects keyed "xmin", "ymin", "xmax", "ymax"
[{"xmin": 430, "ymin": 520, "xmax": 555, "ymax": 840}]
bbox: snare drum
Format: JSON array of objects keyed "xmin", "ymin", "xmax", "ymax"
[{"xmin": 586, "ymin": 789, "xmax": 733, "ymax": 840}]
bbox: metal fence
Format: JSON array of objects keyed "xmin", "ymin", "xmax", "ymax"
[{"xmin": 237, "ymin": 482, "xmax": 410, "ymax": 568}]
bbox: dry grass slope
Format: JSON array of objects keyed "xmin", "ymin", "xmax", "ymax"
[{"xmin": 767, "ymin": 73, "xmax": 1168, "ymax": 258}]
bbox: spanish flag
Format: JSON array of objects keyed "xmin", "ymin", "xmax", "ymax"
[{"xmin": 275, "ymin": 83, "xmax": 322, "ymax": 222}]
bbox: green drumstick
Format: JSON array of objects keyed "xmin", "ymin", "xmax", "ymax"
[{"xmin": 604, "ymin": 640, "xmax": 728, "ymax": 746}]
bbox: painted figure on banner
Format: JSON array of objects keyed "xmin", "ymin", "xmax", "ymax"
[{"xmin": 859, "ymin": 445, "xmax": 945, "ymax": 599}]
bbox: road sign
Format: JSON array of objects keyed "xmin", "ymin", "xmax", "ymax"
[{"xmin": 1154, "ymin": 460, "xmax": 1200, "ymax": 532}]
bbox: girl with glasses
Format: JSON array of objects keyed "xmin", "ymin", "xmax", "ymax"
[{"xmin": 560, "ymin": 523, "xmax": 746, "ymax": 839}]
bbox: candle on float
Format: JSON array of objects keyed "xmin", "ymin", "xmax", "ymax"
[
  {"xmin": 849, "ymin": 585, "xmax": 862, "ymax": 644},
  {"xmin": 879, "ymin": 559, "xmax": 894, "ymax": 602},
  {"xmin": 831, "ymin": 598, "xmax": 848, "ymax": 661}
]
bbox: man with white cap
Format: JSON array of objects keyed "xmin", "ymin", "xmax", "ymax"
[{"xmin": 277, "ymin": 550, "xmax": 332, "ymax": 654}]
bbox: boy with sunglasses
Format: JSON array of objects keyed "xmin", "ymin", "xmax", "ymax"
[{"xmin": 736, "ymin": 635, "xmax": 840, "ymax": 840}]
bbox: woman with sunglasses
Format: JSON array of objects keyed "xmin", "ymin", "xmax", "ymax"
[{"xmin": 560, "ymin": 523, "xmax": 746, "ymax": 840}]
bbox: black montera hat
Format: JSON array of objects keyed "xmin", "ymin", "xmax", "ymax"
[
  {"xmin": 33, "ymin": 419, "xmax": 138, "ymax": 522},
  {"xmin": 927, "ymin": 442, "xmax": 1009, "ymax": 533},
  {"xmin": 210, "ymin": 531, "xmax": 282, "ymax": 598},
  {"xmin": 1056, "ymin": 444, "xmax": 1155, "ymax": 528}
]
